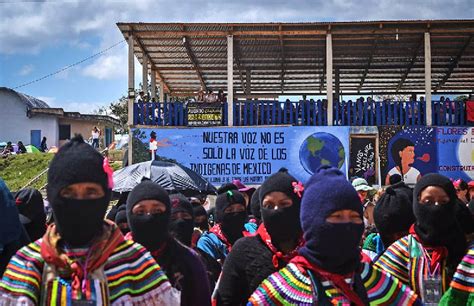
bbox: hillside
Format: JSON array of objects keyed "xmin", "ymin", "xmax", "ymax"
[{"xmin": 0, "ymin": 154, "xmax": 53, "ymax": 192}]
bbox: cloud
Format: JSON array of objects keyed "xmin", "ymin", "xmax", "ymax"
[
  {"xmin": 1, "ymin": 0, "xmax": 472, "ymax": 55},
  {"xmin": 82, "ymin": 52, "xmax": 127, "ymax": 80},
  {"xmin": 18, "ymin": 64, "xmax": 34, "ymax": 76}
]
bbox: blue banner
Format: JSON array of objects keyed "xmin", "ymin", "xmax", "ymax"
[
  {"xmin": 133, "ymin": 126, "xmax": 350, "ymax": 185},
  {"xmin": 437, "ymin": 127, "xmax": 474, "ymax": 181}
]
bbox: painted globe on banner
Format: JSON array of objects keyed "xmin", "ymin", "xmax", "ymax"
[{"xmin": 299, "ymin": 132, "xmax": 345, "ymax": 174}]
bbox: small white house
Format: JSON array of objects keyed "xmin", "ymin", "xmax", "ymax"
[{"xmin": 0, "ymin": 87, "xmax": 119, "ymax": 149}]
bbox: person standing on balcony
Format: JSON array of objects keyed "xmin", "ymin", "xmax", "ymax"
[
  {"xmin": 91, "ymin": 126, "xmax": 100, "ymax": 149},
  {"xmin": 385, "ymin": 138, "xmax": 421, "ymax": 186}
]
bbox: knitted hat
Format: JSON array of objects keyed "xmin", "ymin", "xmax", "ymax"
[
  {"xmin": 217, "ymin": 183, "xmax": 238, "ymax": 195},
  {"xmin": 389, "ymin": 174, "xmax": 402, "ymax": 185},
  {"xmin": 249, "ymin": 186, "xmax": 261, "ymax": 220},
  {"xmin": 47, "ymin": 135, "xmax": 110, "ymax": 204},
  {"xmin": 232, "ymin": 179, "xmax": 256, "ymax": 194},
  {"xmin": 14, "ymin": 188, "xmax": 45, "ymax": 224},
  {"xmin": 193, "ymin": 205, "xmax": 207, "ymax": 218},
  {"xmin": 413, "ymin": 173, "xmax": 456, "ymax": 205},
  {"xmin": 374, "ymin": 182, "xmax": 415, "ymax": 243},
  {"xmin": 214, "ymin": 190, "xmax": 246, "ymax": 223},
  {"xmin": 126, "ymin": 180, "xmax": 171, "ymax": 216},
  {"xmin": 114, "ymin": 206, "xmax": 127, "ymax": 224},
  {"xmin": 259, "ymin": 169, "xmax": 303, "ymax": 206},
  {"xmin": 299, "ymin": 166, "xmax": 363, "ymax": 274},
  {"xmin": 170, "ymin": 193, "xmax": 194, "ymax": 217}
]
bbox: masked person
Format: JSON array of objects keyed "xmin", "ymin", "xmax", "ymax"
[
  {"xmin": 439, "ymin": 242, "xmax": 474, "ymax": 305},
  {"xmin": 249, "ymin": 186, "xmax": 262, "ymax": 225},
  {"xmin": 126, "ymin": 181, "xmax": 211, "ymax": 306},
  {"xmin": 14, "ymin": 188, "xmax": 47, "ymax": 242},
  {"xmin": 170, "ymin": 194, "xmax": 222, "ymax": 292},
  {"xmin": 0, "ymin": 179, "xmax": 28, "ymax": 276},
  {"xmin": 0, "ymin": 135, "xmax": 178, "ymax": 304},
  {"xmin": 197, "ymin": 190, "xmax": 248, "ymax": 263},
  {"xmin": 215, "ymin": 170, "xmax": 305, "ymax": 305},
  {"xmin": 375, "ymin": 173, "xmax": 467, "ymax": 304},
  {"xmin": 363, "ymin": 182, "xmax": 415, "ymax": 260},
  {"xmin": 114, "ymin": 205, "xmax": 129, "ymax": 235},
  {"xmin": 169, "ymin": 193, "xmax": 195, "ymax": 247},
  {"xmin": 248, "ymin": 166, "xmax": 419, "ymax": 305}
]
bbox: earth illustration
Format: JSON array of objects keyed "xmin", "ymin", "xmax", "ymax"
[{"xmin": 299, "ymin": 132, "xmax": 346, "ymax": 174}]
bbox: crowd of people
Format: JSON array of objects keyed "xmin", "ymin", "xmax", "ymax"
[
  {"xmin": 0, "ymin": 134, "xmax": 473, "ymax": 305},
  {"xmin": 0, "ymin": 137, "xmax": 49, "ymax": 158}
]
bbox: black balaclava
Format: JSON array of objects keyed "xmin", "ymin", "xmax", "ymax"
[
  {"xmin": 193, "ymin": 205, "xmax": 209, "ymax": 231},
  {"xmin": 114, "ymin": 206, "xmax": 129, "ymax": 235},
  {"xmin": 169, "ymin": 193, "xmax": 194, "ymax": 246},
  {"xmin": 126, "ymin": 181, "xmax": 171, "ymax": 251},
  {"xmin": 47, "ymin": 135, "xmax": 111, "ymax": 247},
  {"xmin": 374, "ymin": 182, "xmax": 415, "ymax": 248},
  {"xmin": 14, "ymin": 188, "xmax": 47, "ymax": 242},
  {"xmin": 413, "ymin": 174, "xmax": 467, "ymax": 262},
  {"xmin": 299, "ymin": 166, "xmax": 364, "ymax": 275},
  {"xmin": 215, "ymin": 190, "xmax": 247, "ymax": 244},
  {"xmin": 259, "ymin": 169, "xmax": 302, "ymax": 245},
  {"xmin": 249, "ymin": 186, "xmax": 262, "ymax": 223}
]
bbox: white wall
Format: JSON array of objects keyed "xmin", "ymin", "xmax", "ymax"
[{"xmin": 0, "ymin": 90, "xmax": 59, "ymax": 147}]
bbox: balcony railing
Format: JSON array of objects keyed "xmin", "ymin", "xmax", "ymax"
[{"xmin": 133, "ymin": 100, "xmax": 470, "ymax": 127}]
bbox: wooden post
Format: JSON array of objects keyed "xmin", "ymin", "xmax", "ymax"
[
  {"xmin": 142, "ymin": 56, "xmax": 148, "ymax": 97},
  {"xmin": 127, "ymin": 33, "xmax": 135, "ymax": 165},
  {"xmin": 150, "ymin": 67, "xmax": 157, "ymax": 101},
  {"xmin": 227, "ymin": 35, "xmax": 234, "ymax": 127},
  {"xmin": 159, "ymin": 81, "xmax": 165, "ymax": 102},
  {"xmin": 424, "ymin": 32, "xmax": 432, "ymax": 126},
  {"xmin": 326, "ymin": 33, "xmax": 333, "ymax": 126},
  {"xmin": 335, "ymin": 68, "xmax": 340, "ymax": 103}
]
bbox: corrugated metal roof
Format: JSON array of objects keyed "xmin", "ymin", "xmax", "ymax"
[
  {"xmin": 0, "ymin": 87, "xmax": 50, "ymax": 108},
  {"xmin": 117, "ymin": 21, "xmax": 474, "ymax": 96}
]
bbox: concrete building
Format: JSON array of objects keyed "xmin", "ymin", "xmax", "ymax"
[{"xmin": 0, "ymin": 87, "xmax": 119, "ymax": 149}]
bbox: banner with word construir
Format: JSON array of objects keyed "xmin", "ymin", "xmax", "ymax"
[
  {"xmin": 437, "ymin": 127, "xmax": 474, "ymax": 181},
  {"xmin": 132, "ymin": 126, "xmax": 350, "ymax": 185}
]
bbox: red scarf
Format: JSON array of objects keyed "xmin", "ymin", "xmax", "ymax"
[
  {"xmin": 209, "ymin": 223, "xmax": 233, "ymax": 252},
  {"xmin": 124, "ymin": 231, "xmax": 168, "ymax": 258},
  {"xmin": 256, "ymin": 223, "xmax": 304, "ymax": 268},
  {"xmin": 290, "ymin": 255, "xmax": 365, "ymax": 306},
  {"xmin": 40, "ymin": 220, "xmax": 123, "ymax": 297},
  {"xmin": 409, "ymin": 224, "xmax": 448, "ymax": 272}
]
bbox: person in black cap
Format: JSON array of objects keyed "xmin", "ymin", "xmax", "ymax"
[
  {"xmin": 375, "ymin": 173, "xmax": 467, "ymax": 303},
  {"xmin": 197, "ymin": 190, "xmax": 248, "ymax": 263},
  {"xmin": 249, "ymin": 186, "xmax": 262, "ymax": 225},
  {"xmin": 126, "ymin": 181, "xmax": 211, "ymax": 306},
  {"xmin": 114, "ymin": 205, "xmax": 129, "ymax": 235},
  {"xmin": 0, "ymin": 178, "xmax": 28, "ymax": 276},
  {"xmin": 215, "ymin": 169, "xmax": 304, "ymax": 305},
  {"xmin": 169, "ymin": 193, "xmax": 195, "ymax": 247},
  {"xmin": 14, "ymin": 188, "xmax": 47, "ymax": 242},
  {"xmin": 0, "ymin": 135, "xmax": 177, "ymax": 304},
  {"xmin": 170, "ymin": 193, "xmax": 222, "ymax": 292},
  {"xmin": 363, "ymin": 182, "xmax": 415, "ymax": 260},
  {"xmin": 248, "ymin": 166, "xmax": 418, "ymax": 305}
]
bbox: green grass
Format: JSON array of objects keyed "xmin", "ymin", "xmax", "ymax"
[{"xmin": 0, "ymin": 154, "xmax": 54, "ymax": 192}]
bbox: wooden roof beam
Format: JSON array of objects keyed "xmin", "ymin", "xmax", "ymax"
[
  {"xmin": 130, "ymin": 30, "xmax": 172, "ymax": 94},
  {"xmin": 396, "ymin": 35, "xmax": 424, "ymax": 92},
  {"xmin": 435, "ymin": 35, "xmax": 472, "ymax": 91},
  {"xmin": 183, "ymin": 36, "xmax": 207, "ymax": 91},
  {"xmin": 357, "ymin": 39, "xmax": 379, "ymax": 91}
]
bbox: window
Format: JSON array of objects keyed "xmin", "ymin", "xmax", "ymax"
[{"xmin": 59, "ymin": 124, "xmax": 71, "ymax": 140}]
